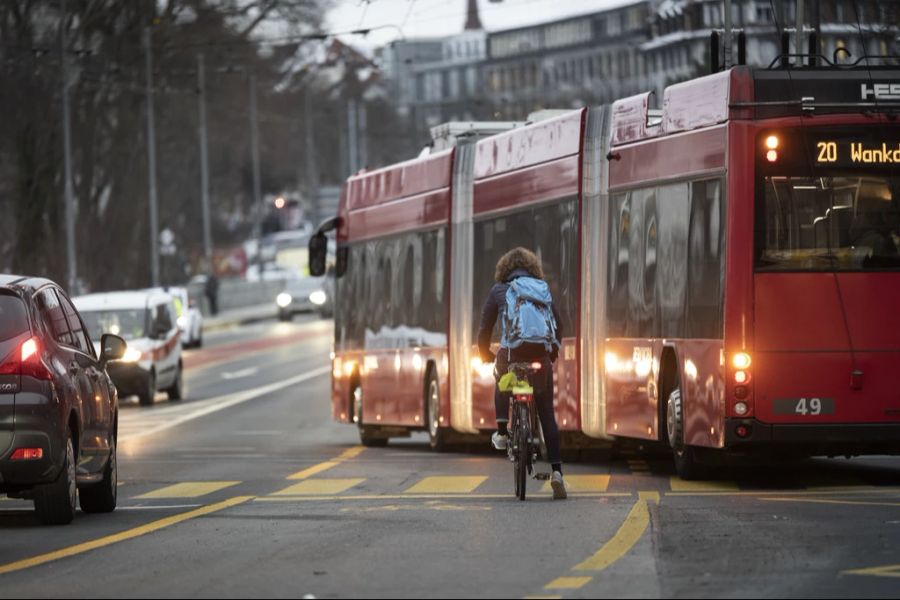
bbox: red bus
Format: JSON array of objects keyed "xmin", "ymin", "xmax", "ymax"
[{"xmin": 311, "ymin": 65, "xmax": 900, "ymax": 478}]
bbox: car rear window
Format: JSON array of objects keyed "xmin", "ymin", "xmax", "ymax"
[{"xmin": 0, "ymin": 293, "xmax": 29, "ymax": 342}]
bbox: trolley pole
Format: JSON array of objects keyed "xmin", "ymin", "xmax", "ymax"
[{"xmin": 143, "ymin": 26, "xmax": 160, "ymax": 288}]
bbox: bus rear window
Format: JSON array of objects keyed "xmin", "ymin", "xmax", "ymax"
[
  {"xmin": 0, "ymin": 294, "xmax": 29, "ymax": 341},
  {"xmin": 756, "ymin": 175, "xmax": 900, "ymax": 271}
]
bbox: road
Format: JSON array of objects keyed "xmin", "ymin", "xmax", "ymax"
[{"xmin": 2, "ymin": 316, "xmax": 900, "ymax": 598}]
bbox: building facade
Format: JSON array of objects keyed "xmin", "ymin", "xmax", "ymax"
[{"xmin": 382, "ymin": 0, "xmax": 899, "ymax": 144}]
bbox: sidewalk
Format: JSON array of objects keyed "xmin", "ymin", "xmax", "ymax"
[{"xmin": 202, "ymin": 303, "xmax": 277, "ymax": 333}]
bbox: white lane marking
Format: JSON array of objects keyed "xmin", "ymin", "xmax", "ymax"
[
  {"xmin": 233, "ymin": 430, "xmax": 283, "ymax": 436},
  {"xmin": 222, "ymin": 367, "xmax": 260, "ymax": 380},
  {"xmin": 119, "ymin": 365, "xmax": 330, "ymax": 445}
]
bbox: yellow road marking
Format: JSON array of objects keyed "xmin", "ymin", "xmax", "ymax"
[
  {"xmin": 403, "ymin": 476, "xmax": 487, "ymax": 494},
  {"xmin": 844, "ymin": 564, "xmax": 900, "ymax": 578},
  {"xmin": 545, "ymin": 576, "xmax": 592, "ymax": 590},
  {"xmin": 287, "ymin": 446, "xmax": 365, "ymax": 480},
  {"xmin": 573, "ymin": 491, "xmax": 660, "ymax": 572},
  {"xmin": 666, "ymin": 487, "xmax": 895, "ymax": 497},
  {"xmin": 255, "ymin": 492, "xmax": 634, "ymax": 502},
  {"xmin": 542, "ymin": 475, "xmax": 610, "ymax": 493},
  {"xmin": 0, "ymin": 496, "xmax": 252, "ymax": 576},
  {"xmin": 760, "ymin": 496, "xmax": 900, "ymax": 508},
  {"xmin": 669, "ymin": 477, "xmax": 739, "ymax": 492},
  {"xmin": 272, "ymin": 478, "xmax": 365, "ymax": 496},
  {"xmin": 136, "ymin": 481, "xmax": 240, "ymax": 499},
  {"xmin": 287, "ymin": 461, "xmax": 340, "ymax": 480}
]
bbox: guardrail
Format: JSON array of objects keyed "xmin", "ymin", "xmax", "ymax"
[{"xmin": 187, "ymin": 278, "xmax": 288, "ymax": 316}]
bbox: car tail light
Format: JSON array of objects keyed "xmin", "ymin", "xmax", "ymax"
[
  {"xmin": 530, "ymin": 362, "xmax": 542, "ymax": 370},
  {"xmin": 0, "ymin": 337, "xmax": 52, "ymax": 381},
  {"xmin": 10, "ymin": 447, "xmax": 43, "ymax": 460}
]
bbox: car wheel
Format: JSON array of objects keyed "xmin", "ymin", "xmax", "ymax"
[
  {"xmin": 79, "ymin": 438, "xmax": 117, "ymax": 513},
  {"xmin": 166, "ymin": 362, "xmax": 183, "ymax": 401},
  {"xmin": 34, "ymin": 431, "xmax": 77, "ymax": 525},
  {"xmin": 138, "ymin": 371, "xmax": 156, "ymax": 406}
]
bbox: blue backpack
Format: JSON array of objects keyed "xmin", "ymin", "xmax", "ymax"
[{"xmin": 501, "ymin": 276, "xmax": 559, "ymax": 352}]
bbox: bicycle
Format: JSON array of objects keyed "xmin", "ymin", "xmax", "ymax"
[{"xmin": 498, "ymin": 361, "xmax": 550, "ymax": 501}]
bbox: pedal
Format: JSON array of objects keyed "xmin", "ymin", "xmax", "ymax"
[{"xmin": 534, "ymin": 472, "xmax": 551, "ymax": 481}]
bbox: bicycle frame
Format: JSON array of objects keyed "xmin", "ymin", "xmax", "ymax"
[{"xmin": 502, "ymin": 362, "xmax": 548, "ymax": 500}]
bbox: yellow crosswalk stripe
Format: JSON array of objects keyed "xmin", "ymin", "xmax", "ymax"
[
  {"xmin": 136, "ymin": 481, "xmax": 240, "ymax": 499},
  {"xmin": 669, "ymin": 477, "xmax": 739, "ymax": 492},
  {"xmin": 272, "ymin": 478, "xmax": 365, "ymax": 496},
  {"xmin": 542, "ymin": 474, "xmax": 610, "ymax": 493},
  {"xmin": 403, "ymin": 476, "xmax": 487, "ymax": 494},
  {"xmin": 544, "ymin": 576, "xmax": 592, "ymax": 590}
]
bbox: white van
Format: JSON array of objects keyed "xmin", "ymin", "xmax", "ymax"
[{"xmin": 74, "ymin": 290, "xmax": 183, "ymax": 406}]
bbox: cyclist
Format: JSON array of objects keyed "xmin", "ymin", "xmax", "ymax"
[{"xmin": 477, "ymin": 247, "xmax": 567, "ymax": 499}]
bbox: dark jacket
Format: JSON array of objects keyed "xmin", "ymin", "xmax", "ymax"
[{"xmin": 477, "ymin": 268, "xmax": 563, "ymax": 361}]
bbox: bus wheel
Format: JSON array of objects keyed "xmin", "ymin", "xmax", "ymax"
[
  {"xmin": 353, "ymin": 385, "xmax": 387, "ymax": 448},
  {"xmin": 666, "ymin": 388, "xmax": 705, "ymax": 480},
  {"xmin": 425, "ymin": 369, "xmax": 447, "ymax": 452}
]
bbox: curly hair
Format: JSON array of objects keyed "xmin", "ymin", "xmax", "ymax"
[{"xmin": 494, "ymin": 247, "xmax": 544, "ymax": 282}]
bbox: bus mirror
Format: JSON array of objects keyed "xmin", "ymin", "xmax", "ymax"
[{"xmin": 309, "ymin": 233, "xmax": 328, "ymax": 277}]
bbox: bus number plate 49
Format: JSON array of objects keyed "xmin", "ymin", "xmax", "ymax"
[{"xmin": 773, "ymin": 398, "xmax": 835, "ymax": 416}]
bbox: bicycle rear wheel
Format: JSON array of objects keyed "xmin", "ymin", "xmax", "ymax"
[{"xmin": 515, "ymin": 403, "xmax": 530, "ymax": 501}]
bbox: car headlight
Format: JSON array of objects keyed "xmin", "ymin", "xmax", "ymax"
[
  {"xmin": 177, "ymin": 315, "xmax": 187, "ymax": 329},
  {"xmin": 120, "ymin": 347, "xmax": 142, "ymax": 363},
  {"xmin": 309, "ymin": 290, "xmax": 327, "ymax": 306},
  {"xmin": 276, "ymin": 292, "xmax": 293, "ymax": 308}
]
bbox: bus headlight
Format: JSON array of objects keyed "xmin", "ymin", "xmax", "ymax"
[
  {"xmin": 276, "ymin": 292, "xmax": 293, "ymax": 308},
  {"xmin": 120, "ymin": 347, "xmax": 142, "ymax": 363},
  {"xmin": 309, "ymin": 290, "xmax": 327, "ymax": 306}
]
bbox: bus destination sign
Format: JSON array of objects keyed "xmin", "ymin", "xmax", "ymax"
[{"xmin": 814, "ymin": 140, "xmax": 900, "ymax": 165}]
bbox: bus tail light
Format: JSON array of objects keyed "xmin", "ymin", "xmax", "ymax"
[
  {"xmin": 734, "ymin": 370, "xmax": 750, "ymax": 384},
  {"xmin": 734, "ymin": 402, "xmax": 749, "ymax": 416},
  {"xmin": 735, "ymin": 425, "xmax": 750, "ymax": 439},
  {"xmin": 732, "ymin": 352, "xmax": 752, "ymax": 370},
  {"xmin": 734, "ymin": 386, "xmax": 749, "ymax": 400}
]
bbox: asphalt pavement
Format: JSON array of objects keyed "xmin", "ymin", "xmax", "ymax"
[{"xmin": 1, "ymin": 315, "xmax": 900, "ymax": 598}]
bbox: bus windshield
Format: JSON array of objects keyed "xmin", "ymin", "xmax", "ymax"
[{"xmin": 756, "ymin": 174, "xmax": 900, "ymax": 271}]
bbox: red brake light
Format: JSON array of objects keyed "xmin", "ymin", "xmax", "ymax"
[
  {"xmin": 18, "ymin": 337, "xmax": 51, "ymax": 381},
  {"xmin": 10, "ymin": 448, "xmax": 43, "ymax": 461}
]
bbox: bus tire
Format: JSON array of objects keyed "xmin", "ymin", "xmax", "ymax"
[
  {"xmin": 666, "ymin": 387, "xmax": 706, "ymax": 480},
  {"xmin": 352, "ymin": 385, "xmax": 388, "ymax": 448},
  {"xmin": 425, "ymin": 368, "xmax": 447, "ymax": 452}
]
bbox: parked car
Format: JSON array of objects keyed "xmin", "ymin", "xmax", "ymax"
[
  {"xmin": 148, "ymin": 286, "xmax": 203, "ymax": 348},
  {"xmin": 74, "ymin": 290, "xmax": 183, "ymax": 406},
  {"xmin": 0, "ymin": 275, "xmax": 126, "ymax": 524}
]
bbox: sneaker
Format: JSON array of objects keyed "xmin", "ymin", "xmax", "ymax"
[
  {"xmin": 550, "ymin": 471, "xmax": 568, "ymax": 500},
  {"xmin": 491, "ymin": 431, "xmax": 508, "ymax": 451}
]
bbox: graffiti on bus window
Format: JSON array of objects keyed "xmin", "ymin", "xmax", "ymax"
[
  {"xmin": 607, "ymin": 178, "xmax": 725, "ymax": 339},
  {"xmin": 334, "ymin": 227, "xmax": 448, "ymax": 352},
  {"xmin": 471, "ymin": 196, "xmax": 579, "ymax": 343}
]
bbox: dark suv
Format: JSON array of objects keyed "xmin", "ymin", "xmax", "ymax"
[{"xmin": 0, "ymin": 276, "xmax": 125, "ymax": 524}]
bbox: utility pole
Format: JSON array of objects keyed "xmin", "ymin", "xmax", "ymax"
[
  {"xmin": 248, "ymin": 71, "xmax": 263, "ymax": 271},
  {"xmin": 303, "ymin": 87, "xmax": 319, "ymax": 225},
  {"xmin": 60, "ymin": 0, "xmax": 77, "ymax": 293},
  {"xmin": 796, "ymin": 0, "xmax": 805, "ymax": 58},
  {"xmin": 347, "ymin": 99, "xmax": 358, "ymax": 175},
  {"xmin": 143, "ymin": 26, "xmax": 160, "ymax": 288},
  {"xmin": 197, "ymin": 53, "xmax": 212, "ymax": 263},
  {"xmin": 724, "ymin": 0, "xmax": 733, "ymax": 68},
  {"xmin": 358, "ymin": 102, "xmax": 368, "ymax": 172}
]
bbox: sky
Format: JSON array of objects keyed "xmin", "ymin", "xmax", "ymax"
[{"xmin": 325, "ymin": 0, "xmax": 637, "ymax": 49}]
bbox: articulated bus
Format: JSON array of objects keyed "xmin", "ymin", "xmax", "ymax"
[{"xmin": 311, "ymin": 65, "xmax": 900, "ymax": 478}]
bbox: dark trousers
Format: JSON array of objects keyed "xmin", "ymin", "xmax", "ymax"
[{"xmin": 494, "ymin": 349, "xmax": 561, "ymax": 465}]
